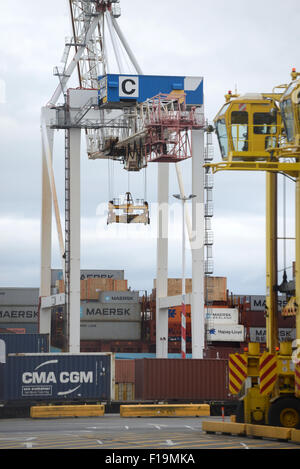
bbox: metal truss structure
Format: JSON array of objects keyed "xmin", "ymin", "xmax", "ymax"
[{"xmin": 39, "ymin": 0, "xmax": 207, "ymax": 358}]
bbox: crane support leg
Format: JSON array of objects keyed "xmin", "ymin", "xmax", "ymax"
[
  {"xmin": 39, "ymin": 120, "xmax": 54, "ymax": 335},
  {"xmin": 67, "ymin": 128, "xmax": 81, "ymax": 353},
  {"xmin": 156, "ymin": 163, "xmax": 169, "ymax": 358},
  {"xmin": 296, "ymin": 176, "xmax": 300, "ymax": 346},
  {"xmin": 191, "ymin": 129, "xmax": 205, "ymax": 358},
  {"xmin": 265, "ymin": 171, "xmax": 278, "ymax": 352}
]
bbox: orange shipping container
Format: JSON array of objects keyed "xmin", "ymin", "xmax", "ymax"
[{"xmin": 168, "ymin": 305, "xmax": 191, "ymax": 323}]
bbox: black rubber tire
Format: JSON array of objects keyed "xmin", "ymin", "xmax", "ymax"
[{"xmin": 268, "ymin": 397, "xmax": 300, "ymax": 429}]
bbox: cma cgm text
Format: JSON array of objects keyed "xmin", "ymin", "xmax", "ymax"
[{"xmin": 22, "ymin": 371, "xmax": 93, "ymax": 384}]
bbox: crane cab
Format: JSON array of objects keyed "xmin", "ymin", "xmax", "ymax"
[
  {"xmin": 280, "ymin": 70, "xmax": 300, "ymax": 152},
  {"xmin": 214, "ymin": 93, "xmax": 281, "ymax": 162}
]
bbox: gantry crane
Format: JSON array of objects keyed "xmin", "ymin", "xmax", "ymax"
[
  {"xmin": 39, "ymin": 0, "xmax": 207, "ymax": 358},
  {"xmin": 209, "ymin": 69, "xmax": 300, "ymax": 427}
]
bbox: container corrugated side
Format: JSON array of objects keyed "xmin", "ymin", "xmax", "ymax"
[
  {"xmin": 0, "ymin": 353, "xmax": 114, "ymax": 403},
  {"xmin": 135, "ymin": 359, "xmax": 230, "ymax": 401},
  {"xmin": 0, "ymin": 334, "xmax": 49, "ymax": 354},
  {"xmin": 0, "ymin": 288, "xmax": 39, "ymax": 306},
  {"xmin": 115, "ymin": 359, "xmax": 135, "ymax": 383}
]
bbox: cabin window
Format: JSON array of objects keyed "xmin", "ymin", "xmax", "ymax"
[
  {"xmin": 215, "ymin": 119, "xmax": 228, "ymax": 158},
  {"xmin": 280, "ymin": 99, "xmax": 294, "ymax": 142},
  {"xmin": 231, "ymin": 111, "xmax": 248, "ymax": 151},
  {"xmin": 253, "ymin": 112, "xmax": 277, "ymax": 135}
]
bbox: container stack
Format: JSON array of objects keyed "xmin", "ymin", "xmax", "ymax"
[
  {"xmin": 0, "ymin": 288, "xmax": 39, "ymax": 333},
  {"xmin": 53, "ymin": 269, "xmax": 142, "ymax": 343}
]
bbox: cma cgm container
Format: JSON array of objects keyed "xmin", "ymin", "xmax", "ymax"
[{"xmin": 0, "ymin": 353, "xmax": 114, "ymax": 405}]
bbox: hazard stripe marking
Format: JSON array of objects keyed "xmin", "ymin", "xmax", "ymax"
[
  {"xmin": 260, "ymin": 361, "xmax": 277, "ymax": 382},
  {"xmin": 260, "ymin": 374, "xmax": 277, "ymax": 395},
  {"xmin": 229, "ymin": 357, "xmax": 247, "ymax": 379},
  {"xmin": 229, "ymin": 354, "xmax": 247, "ymax": 394},
  {"xmin": 259, "ymin": 353, "xmax": 274, "ymax": 371},
  {"xmin": 259, "ymin": 352, "xmax": 277, "ymax": 396}
]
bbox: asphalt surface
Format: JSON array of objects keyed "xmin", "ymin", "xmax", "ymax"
[{"xmin": 0, "ymin": 415, "xmax": 299, "ymax": 454}]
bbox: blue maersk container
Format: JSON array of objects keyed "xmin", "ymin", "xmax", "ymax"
[
  {"xmin": 98, "ymin": 74, "xmax": 203, "ymax": 107},
  {"xmin": 0, "ymin": 353, "xmax": 113, "ymax": 403},
  {"xmin": 0, "ymin": 334, "xmax": 49, "ymax": 355}
]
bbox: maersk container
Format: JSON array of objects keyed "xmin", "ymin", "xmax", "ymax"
[
  {"xmin": 0, "ymin": 305, "xmax": 39, "ymax": 324},
  {"xmin": 0, "ymin": 288, "xmax": 39, "ymax": 306},
  {"xmin": 0, "ymin": 353, "xmax": 114, "ymax": 404},
  {"xmin": 51, "ymin": 269, "xmax": 124, "ymax": 286},
  {"xmin": 80, "ymin": 321, "xmax": 141, "ymax": 341},
  {"xmin": 99, "ymin": 291, "xmax": 139, "ymax": 303},
  {"xmin": 80, "ymin": 302, "xmax": 141, "ymax": 322},
  {"xmin": 0, "ymin": 334, "xmax": 49, "ymax": 355}
]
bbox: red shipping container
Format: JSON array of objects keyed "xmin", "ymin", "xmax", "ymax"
[
  {"xmin": 115, "ymin": 359, "xmax": 135, "ymax": 383},
  {"xmin": 135, "ymin": 358, "xmax": 231, "ymax": 401}
]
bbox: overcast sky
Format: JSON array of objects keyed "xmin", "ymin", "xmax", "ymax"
[{"xmin": 0, "ymin": 0, "xmax": 299, "ymax": 295}]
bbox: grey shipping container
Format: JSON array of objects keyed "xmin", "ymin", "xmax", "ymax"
[
  {"xmin": 80, "ymin": 322, "xmax": 141, "ymax": 341},
  {"xmin": 99, "ymin": 291, "xmax": 139, "ymax": 303},
  {"xmin": 0, "ymin": 334, "xmax": 49, "ymax": 355},
  {"xmin": 51, "ymin": 269, "xmax": 124, "ymax": 286},
  {"xmin": 0, "ymin": 305, "xmax": 38, "ymax": 323},
  {"xmin": 0, "ymin": 353, "xmax": 114, "ymax": 403},
  {"xmin": 0, "ymin": 288, "xmax": 39, "ymax": 306},
  {"xmin": 80, "ymin": 302, "xmax": 141, "ymax": 322},
  {"xmin": 135, "ymin": 359, "xmax": 231, "ymax": 401}
]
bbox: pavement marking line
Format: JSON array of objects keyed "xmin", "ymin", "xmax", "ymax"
[
  {"xmin": 240, "ymin": 442, "xmax": 249, "ymax": 449},
  {"xmin": 23, "ymin": 442, "xmax": 35, "ymax": 449},
  {"xmin": 147, "ymin": 424, "xmax": 168, "ymax": 430},
  {"xmin": 162, "ymin": 440, "xmax": 177, "ymax": 446}
]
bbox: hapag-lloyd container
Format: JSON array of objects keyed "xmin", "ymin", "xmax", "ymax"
[
  {"xmin": 135, "ymin": 359, "xmax": 231, "ymax": 401},
  {"xmin": 0, "ymin": 353, "xmax": 115, "ymax": 403}
]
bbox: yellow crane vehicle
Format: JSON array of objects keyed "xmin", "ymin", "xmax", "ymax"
[{"xmin": 209, "ymin": 69, "xmax": 300, "ymax": 428}]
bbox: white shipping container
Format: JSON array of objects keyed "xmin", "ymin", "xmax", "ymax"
[
  {"xmin": 206, "ymin": 324, "xmax": 244, "ymax": 342},
  {"xmin": 205, "ymin": 308, "xmax": 238, "ymax": 324},
  {"xmin": 99, "ymin": 291, "xmax": 139, "ymax": 303}
]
